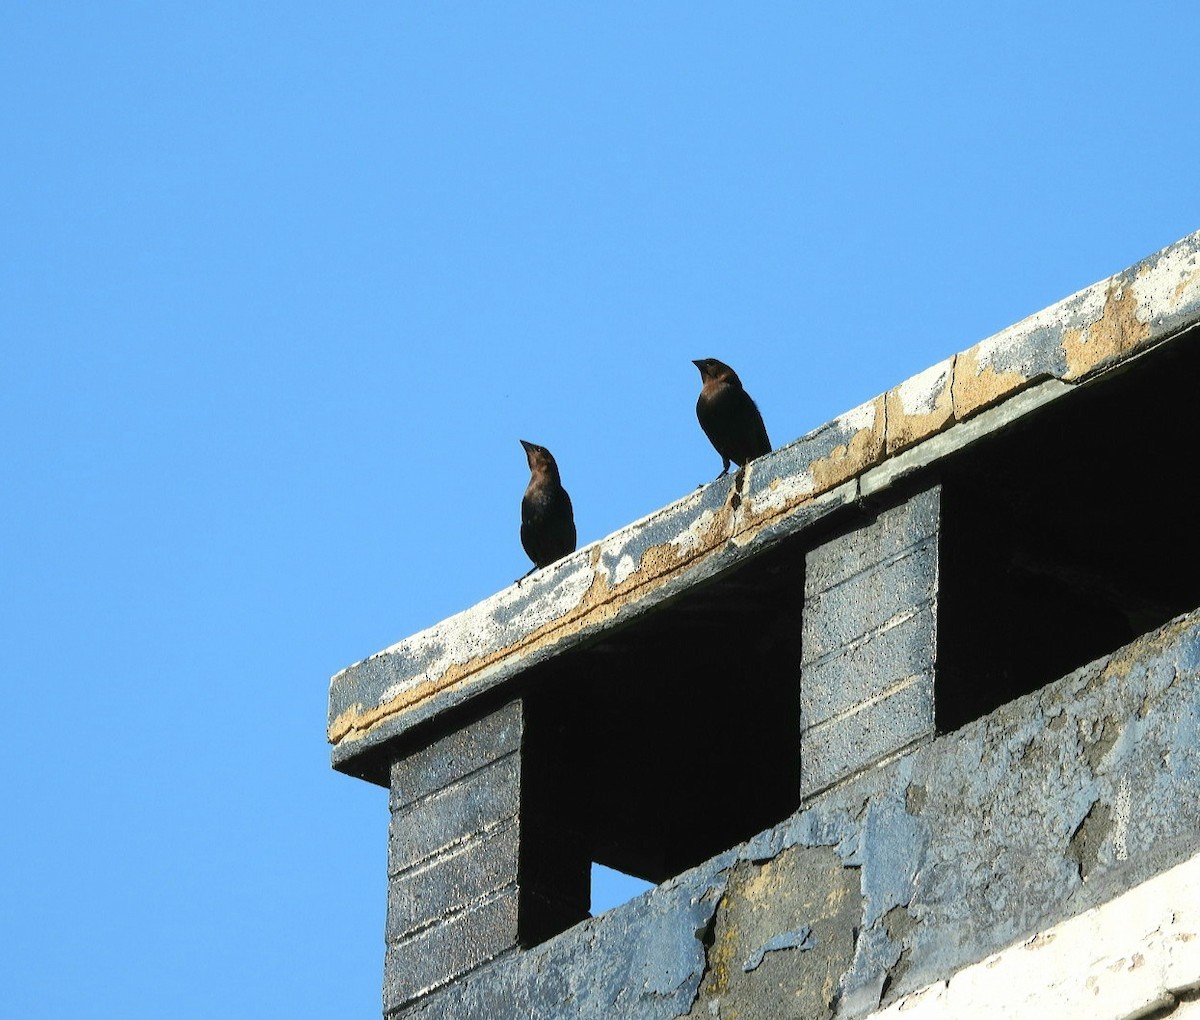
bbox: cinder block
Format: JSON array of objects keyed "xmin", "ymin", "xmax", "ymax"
[
  {"xmin": 802, "ymin": 539, "xmax": 936, "ymax": 663},
  {"xmin": 800, "ymin": 674, "xmax": 934, "ymax": 797},
  {"xmin": 805, "ymin": 485, "xmax": 940, "ymax": 594},
  {"xmin": 801, "ymin": 607, "xmax": 935, "ymax": 729},
  {"xmin": 384, "ymin": 889, "xmax": 520, "ymax": 1012},
  {"xmin": 386, "ymin": 820, "xmax": 520, "ymax": 939},
  {"xmin": 388, "ymin": 752, "xmax": 521, "ymax": 876},
  {"xmin": 390, "ymin": 700, "xmax": 524, "ymax": 811},
  {"xmin": 382, "ymin": 696, "xmax": 591, "ymax": 1011}
]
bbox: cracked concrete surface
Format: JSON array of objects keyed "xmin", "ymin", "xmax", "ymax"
[{"xmin": 392, "ymin": 607, "xmax": 1200, "ymax": 1018}]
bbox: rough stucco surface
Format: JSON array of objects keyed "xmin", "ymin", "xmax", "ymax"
[
  {"xmin": 862, "ymin": 853, "xmax": 1200, "ymax": 1020},
  {"xmin": 396, "ymin": 607, "xmax": 1200, "ymax": 1019},
  {"xmin": 683, "ymin": 847, "xmax": 861, "ymax": 1020},
  {"xmin": 331, "ymin": 230, "xmax": 1200, "ymax": 775},
  {"xmin": 397, "ymin": 851, "xmax": 737, "ymax": 1020}
]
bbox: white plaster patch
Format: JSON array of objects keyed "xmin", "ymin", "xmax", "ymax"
[
  {"xmin": 982, "ymin": 294, "xmax": 1103, "ymax": 367},
  {"xmin": 595, "ymin": 528, "xmax": 646, "ymax": 585},
  {"xmin": 864, "ymin": 852, "xmax": 1200, "ymax": 1020},
  {"xmin": 1132, "ymin": 235, "xmax": 1200, "ymax": 313},
  {"xmin": 609, "ymin": 552, "xmax": 637, "ymax": 587},
  {"xmin": 895, "ymin": 360, "xmax": 953, "ymax": 416},
  {"xmin": 670, "ymin": 508, "xmax": 723, "ymax": 559},
  {"xmin": 746, "ymin": 469, "xmax": 816, "ymax": 517},
  {"xmin": 839, "ymin": 396, "xmax": 880, "ymax": 433},
  {"xmin": 370, "ymin": 558, "xmax": 595, "ymax": 705},
  {"xmin": 505, "ymin": 561, "xmax": 596, "ymax": 632}
]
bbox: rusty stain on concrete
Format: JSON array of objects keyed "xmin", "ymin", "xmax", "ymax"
[
  {"xmin": 885, "ymin": 357, "xmax": 956, "ymax": 455},
  {"xmin": 1062, "ymin": 283, "xmax": 1152, "ymax": 380},
  {"xmin": 689, "ymin": 846, "xmax": 862, "ymax": 1020},
  {"xmin": 811, "ymin": 395, "xmax": 887, "ymax": 491},
  {"xmin": 950, "ymin": 343, "xmax": 1037, "ymax": 421}
]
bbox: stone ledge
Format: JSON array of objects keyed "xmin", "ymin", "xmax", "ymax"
[{"xmin": 331, "ymin": 229, "xmax": 1200, "ymax": 772}]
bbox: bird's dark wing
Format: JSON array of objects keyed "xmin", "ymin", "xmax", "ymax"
[
  {"xmin": 697, "ymin": 385, "xmax": 771, "ymax": 468},
  {"xmin": 736, "ymin": 393, "xmax": 771, "ymax": 460},
  {"xmin": 521, "ymin": 486, "xmax": 576, "ymax": 568}
]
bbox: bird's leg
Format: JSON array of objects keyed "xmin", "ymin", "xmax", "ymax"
[
  {"xmin": 515, "ymin": 565, "xmax": 538, "ymax": 585},
  {"xmin": 715, "ymin": 457, "xmax": 731, "ymax": 479}
]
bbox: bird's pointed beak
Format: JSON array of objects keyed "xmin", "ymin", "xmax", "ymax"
[
  {"xmin": 692, "ymin": 359, "xmax": 707, "ymax": 377},
  {"xmin": 519, "ymin": 439, "xmax": 535, "ymax": 453}
]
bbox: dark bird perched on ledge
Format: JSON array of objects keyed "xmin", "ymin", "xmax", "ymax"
[
  {"xmin": 519, "ymin": 439, "xmax": 576, "ymax": 577},
  {"xmin": 692, "ymin": 358, "xmax": 772, "ymax": 478}
]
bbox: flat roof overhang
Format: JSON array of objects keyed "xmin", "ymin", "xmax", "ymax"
[{"xmin": 329, "ymin": 230, "xmax": 1200, "ymax": 784}]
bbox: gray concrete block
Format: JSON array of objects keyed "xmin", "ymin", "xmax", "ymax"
[
  {"xmin": 801, "ymin": 607, "xmax": 935, "ymax": 728},
  {"xmin": 390, "ymin": 700, "xmax": 524, "ymax": 811},
  {"xmin": 806, "ymin": 485, "xmax": 941, "ymax": 594},
  {"xmin": 388, "ymin": 752, "xmax": 520, "ymax": 875},
  {"xmin": 386, "ymin": 820, "xmax": 520, "ymax": 939},
  {"xmin": 384, "ymin": 889, "xmax": 520, "ymax": 1012},
  {"xmin": 800, "ymin": 674, "xmax": 934, "ymax": 797},
  {"xmin": 802, "ymin": 539, "xmax": 936, "ymax": 664}
]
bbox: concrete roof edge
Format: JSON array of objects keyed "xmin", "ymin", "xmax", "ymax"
[{"xmin": 328, "ymin": 229, "xmax": 1200, "ymax": 765}]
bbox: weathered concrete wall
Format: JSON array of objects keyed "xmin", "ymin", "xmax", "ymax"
[
  {"xmin": 384, "ymin": 702, "xmax": 526, "ymax": 1010},
  {"xmin": 330, "ymin": 230, "xmax": 1200, "ymax": 778},
  {"xmin": 863, "ymin": 853, "xmax": 1200, "ymax": 1020},
  {"xmin": 384, "ymin": 700, "xmax": 589, "ymax": 1013},
  {"xmin": 801, "ymin": 485, "xmax": 939, "ymax": 797},
  {"xmin": 394, "ymin": 606, "xmax": 1200, "ymax": 1019}
]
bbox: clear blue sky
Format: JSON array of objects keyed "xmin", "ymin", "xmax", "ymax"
[{"xmin": 3, "ymin": 4, "xmax": 1197, "ymax": 1016}]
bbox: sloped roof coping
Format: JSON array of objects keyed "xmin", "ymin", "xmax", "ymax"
[{"xmin": 329, "ymin": 229, "xmax": 1200, "ymax": 775}]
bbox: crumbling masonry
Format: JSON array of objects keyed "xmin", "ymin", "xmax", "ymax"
[{"xmin": 331, "ymin": 230, "xmax": 1200, "ymax": 1019}]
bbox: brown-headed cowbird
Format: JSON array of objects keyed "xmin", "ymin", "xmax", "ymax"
[
  {"xmin": 519, "ymin": 439, "xmax": 576, "ymax": 576},
  {"xmin": 692, "ymin": 358, "xmax": 771, "ymax": 477}
]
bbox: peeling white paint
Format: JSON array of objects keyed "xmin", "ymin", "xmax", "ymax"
[
  {"xmin": 608, "ymin": 553, "xmax": 637, "ymax": 587},
  {"xmin": 839, "ymin": 397, "xmax": 880, "ymax": 433},
  {"xmin": 745, "ymin": 469, "xmax": 816, "ymax": 517},
  {"xmin": 506, "ymin": 564, "xmax": 596, "ymax": 632},
  {"xmin": 369, "ymin": 558, "xmax": 596, "ymax": 705},
  {"xmin": 670, "ymin": 508, "xmax": 723, "ymax": 559},
  {"xmin": 974, "ymin": 283, "xmax": 1106, "ymax": 370},
  {"xmin": 894, "ymin": 360, "xmax": 952, "ymax": 416},
  {"xmin": 1134, "ymin": 240, "xmax": 1200, "ymax": 313},
  {"xmin": 865, "ymin": 852, "xmax": 1200, "ymax": 1020}
]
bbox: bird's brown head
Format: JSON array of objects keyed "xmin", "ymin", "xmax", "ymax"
[
  {"xmin": 692, "ymin": 358, "xmax": 741, "ymax": 387},
  {"xmin": 520, "ymin": 439, "xmax": 559, "ymax": 478}
]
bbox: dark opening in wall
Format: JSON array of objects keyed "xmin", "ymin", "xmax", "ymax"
[
  {"xmin": 519, "ymin": 542, "xmax": 806, "ymax": 888},
  {"xmin": 936, "ymin": 326, "xmax": 1200, "ymax": 732}
]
